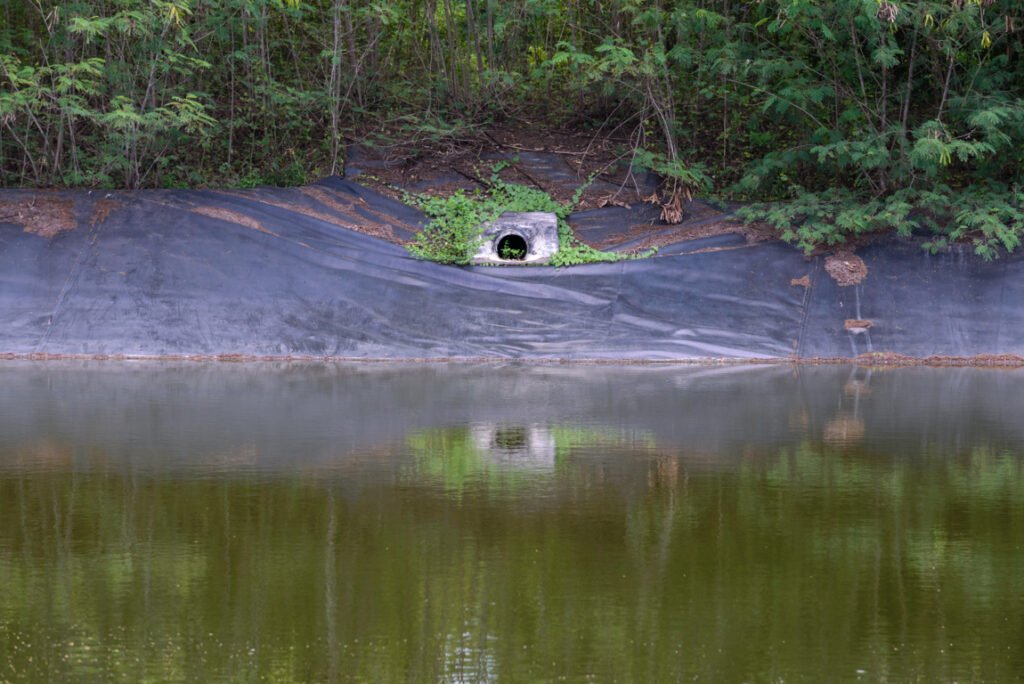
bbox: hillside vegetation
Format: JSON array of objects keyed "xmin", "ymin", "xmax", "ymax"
[{"xmin": 1, "ymin": 0, "xmax": 1021, "ymax": 254}]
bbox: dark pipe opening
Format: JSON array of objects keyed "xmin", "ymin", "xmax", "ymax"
[
  {"xmin": 493, "ymin": 426, "xmax": 527, "ymax": 450},
  {"xmin": 497, "ymin": 233, "xmax": 529, "ymax": 261}
]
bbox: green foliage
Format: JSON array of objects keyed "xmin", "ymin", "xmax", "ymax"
[
  {"xmin": 728, "ymin": 0, "xmax": 1024, "ymax": 254},
  {"xmin": 740, "ymin": 184, "xmax": 1024, "ymax": 260},
  {"xmin": 406, "ymin": 190, "xmax": 491, "ymax": 265},
  {"xmin": 407, "ymin": 166, "xmax": 641, "ymax": 266},
  {"xmin": 499, "ymin": 242, "xmax": 525, "ymax": 260},
  {"xmin": 943, "ymin": 185, "xmax": 1024, "ymax": 259},
  {"xmin": 632, "ymin": 148, "xmax": 712, "ymax": 197},
  {"xmin": 549, "ymin": 223, "xmax": 643, "ymax": 268},
  {"xmin": 1, "ymin": 0, "xmax": 1023, "ymax": 260}
]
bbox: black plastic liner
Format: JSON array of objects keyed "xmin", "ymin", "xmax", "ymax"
[{"xmin": 1, "ymin": 176, "xmax": 1022, "ymax": 360}]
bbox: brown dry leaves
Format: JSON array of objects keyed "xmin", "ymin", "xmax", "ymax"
[
  {"xmin": 0, "ymin": 197, "xmax": 76, "ymax": 238},
  {"xmin": 595, "ymin": 193, "xmax": 631, "ymax": 209},
  {"xmin": 191, "ymin": 206, "xmax": 279, "ymax": 236},
  {"xmin": 790, "ymin": 275, "xmax": 811, "ymax": 288},
  {"xmin": 824, "ymin": 250, "xmax": 868, "ymax": 286},
  {"xmin": 89, "ymin": 199, "xmax": 122, "ymax": 226},
  {"xmin": 660, "ymin": 193, "xmax": 684, "ymax": 224}
]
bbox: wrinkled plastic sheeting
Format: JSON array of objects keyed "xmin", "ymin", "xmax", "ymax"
[
  {"xmin": 798, "ymin": 239, "xmax": 1024, "ymax": 358},
  {"xmin": 1, "ymin": 176, "xmax": 1023, "ymax": 360}
]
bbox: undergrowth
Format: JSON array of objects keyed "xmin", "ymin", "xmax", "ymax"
[
  {"xmin": 738, "ymin": 184, "xmax": 1024, "ymax": 260},
  {"xmin": 406, "ymin": 164, "xmax": 650, "ymax": 266}
]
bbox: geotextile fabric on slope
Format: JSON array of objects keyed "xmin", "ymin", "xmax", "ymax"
[{"xmin": 0, "ymin": 176, "xmax": 1021, "ymax": 361}]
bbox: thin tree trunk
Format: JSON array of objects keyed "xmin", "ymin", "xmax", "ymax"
[
  {"xmin": 442, "ymin": 0, "xmax": 460, "ymax": 103},
  {"xmin": 468, "ymin": 0, "xmax": 484, "ymax": 98},
  {"xmin": 896, "ymin": 29, "xmax": 919, "ymax": 187},
  {"xmin": 343, "ymin": 2, "xmax": 359, "ymax": 106},
  {"xmin": 329, "ymin": 0, "xmax": 344, "ymax": 174}
]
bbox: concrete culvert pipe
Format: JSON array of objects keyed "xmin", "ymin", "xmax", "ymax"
[{"xmin": 470, "ymin": 211, "xmax": 559, "ymax": 265}]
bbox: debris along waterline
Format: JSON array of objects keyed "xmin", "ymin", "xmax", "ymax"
[{"xmin": 5, "ymin": 352, "xmax": 1024, "ymax": 368}]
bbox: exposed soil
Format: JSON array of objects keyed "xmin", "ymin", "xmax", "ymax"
[
  {"xmin": 89, "ymin": 198, "xmax": 122, "ymax": 226},
  {"xmin": 262, "ymin": 195, "xmax": 397, "ymax": 243},
  {"xmin": 850, "ymin": 352, "xmax": 1024, "ymax": 367},
  {"xmin": 844, "ymin": 319, "xmax": 873, "ymax": 331},
  {"xmin": 824, "ymin": 250, "xmax": 868, "ymax": 286},
  {"xmin": 0, "ymin": 197, "xmax": 76, "ymax": 238},
  {"xmin": 594, "ymin": 218, "xmax": 775, "ymax": 253},
  {"xmin": 790, "ymin": 275, "xmax": 811, "ymax": 288},
  {"xmin": 348, "ymin": 123, "xmax": 655, "ymax": 208},
  {"xmin": 233, "ymin": 191, "xmax": 407, "ymax": 245},
  {"xmin": 413, "ymin": 181, "xmax": 479, "ymax": 199},
  {"xmin": 297, "ymin": 186, "xmax": 411, "ymax": 244},
  {"xmin": 589, "ymin": 222, "xmax": 660, "ymax": 250},
  {"xmin": 191, "ymin": 206, "xmax": 278, "ymax": 236},
  {"xmin": 297, "ymin": 186, "xmax": 361, "ymax": 214}
]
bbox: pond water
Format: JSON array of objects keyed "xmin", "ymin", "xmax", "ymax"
[{"xmin": 0, "ymin": 362, "xmax": 1022, "ymax": 682}]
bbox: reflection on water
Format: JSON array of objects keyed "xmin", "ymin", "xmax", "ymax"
[{"xmin": 0, "ymin": 363, "xmax": 1023, "ymax": 681}]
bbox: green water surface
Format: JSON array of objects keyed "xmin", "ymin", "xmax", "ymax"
[{"xmin": 0, "ymin": 363, "xmax": 1022, "ymax": 682}]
